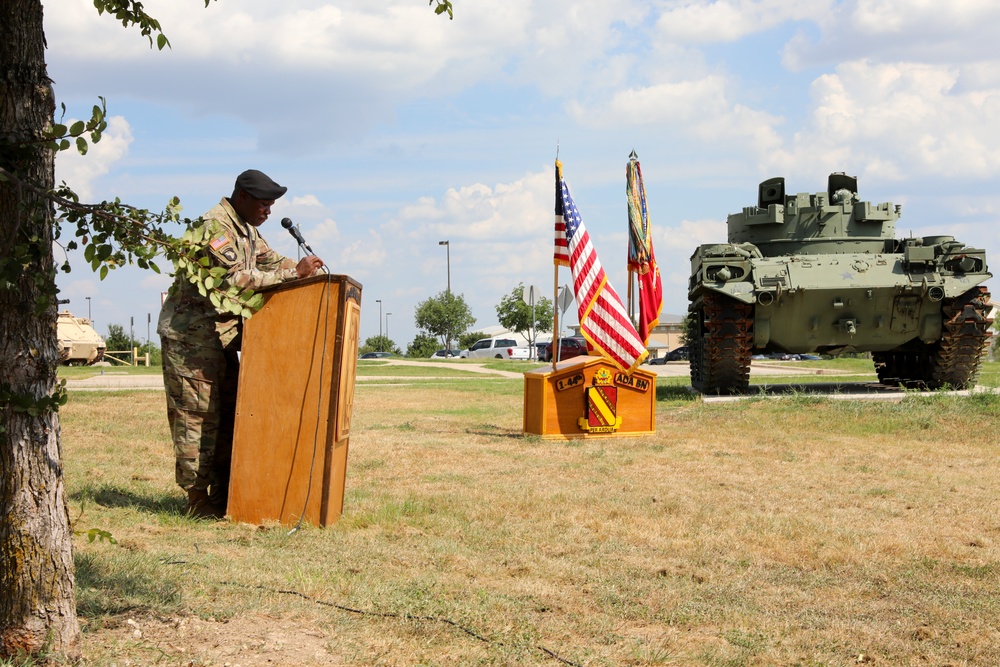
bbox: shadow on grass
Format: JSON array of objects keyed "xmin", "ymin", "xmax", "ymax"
[
  {"xmin": 70, "ymin": 483, "xmax": 184, "ymax": 515},
  {"xmin": 464, "ymin": 423, "xmax": 525, "ymax": 439},
  {"xmin": 656, "ymin": 385, "xmax": 698, "ymax": 402},
  {"xmin": 75, "ymin": 551, "xmax": 184, "ymax": 620}
]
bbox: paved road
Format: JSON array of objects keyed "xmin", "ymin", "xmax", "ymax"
[
  {"xmin": 65, "ymin": 360, "xmax": 992, "ymax": 403},
  {"xmin": 65, "ymin": 358, "xmax": 834, "ymax": 389},
  {"xmin": 66, "ymin": 371, "xmax": 166, "ymax": 390}
]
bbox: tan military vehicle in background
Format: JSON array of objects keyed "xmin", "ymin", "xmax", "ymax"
[{"xmin": 57, "ymin": 310, "xmax": 106, "ymax": 365}]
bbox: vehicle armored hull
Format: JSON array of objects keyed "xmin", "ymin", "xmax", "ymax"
[
  {"xmin": 57, "ymin": 310, "xmax": 106, "ymax": 366},
  {"xmin": 688, "ymin": 174, "xmax": 992, "ymax": 393}
]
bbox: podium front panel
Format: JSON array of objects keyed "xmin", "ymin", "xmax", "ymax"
[{"xmin": 228, "ymin": 274, "xmax": 362, "ymax": 527}]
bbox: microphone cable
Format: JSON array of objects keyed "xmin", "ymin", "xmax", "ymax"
[{"xmin": 288, "ymin": 271, "xmax": 334, "ymax": 535}]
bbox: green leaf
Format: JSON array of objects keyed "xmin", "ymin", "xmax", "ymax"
[
  {"xmin": 69, "ymin": 120, "xmax": 86, "ymax": 136},
  {"xmin": 99, "ymin": 264, "xmax": 109, "ymax": 280},
  {"xmin": 156, "ymin": 33, "xmax": 168, "ymax": 50},
  {"xmin": 246, "ymin": 293, "xmax": 264, "ymax": 311},
  {"xmin": 76, "ymin": 137, "xmax": 89, "ymax": 155},
  {"xmin": 50, "ymin": 123, "xmax": 68, "ymax": 137}
]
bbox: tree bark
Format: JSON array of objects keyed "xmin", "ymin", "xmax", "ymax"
[{"xmin": 0, "ymin": 0, "xmax": 82, "ymax": 661}]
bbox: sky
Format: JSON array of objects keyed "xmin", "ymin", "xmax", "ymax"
[{"xmin": 46, "ymin": 0, "xmax": 1000, "ymax": 350}]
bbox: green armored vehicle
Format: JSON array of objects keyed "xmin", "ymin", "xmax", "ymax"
[{"xmin": 687, "ymin": 173, "xmax": 993, "ymax": 393}]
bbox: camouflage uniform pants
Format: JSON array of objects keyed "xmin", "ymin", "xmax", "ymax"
[{"xmin": 161, "ymin": 337, "xmax": 240, "ymax": 501}]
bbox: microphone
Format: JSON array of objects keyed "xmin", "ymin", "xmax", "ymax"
[
  {"xmin": 281, "ymin": 217, "xmax": 314, "ymax": 254},
  {"xmin": 281, "ymin": 217, "xmax": 328, "ymax": 274}
]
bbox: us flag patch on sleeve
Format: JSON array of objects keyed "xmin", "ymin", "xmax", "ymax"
[{"xmin": 209, "ymin": 236, "xmax": 230, "ymax": 250}]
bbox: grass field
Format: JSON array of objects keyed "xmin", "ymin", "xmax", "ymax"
[{"xmin": 40, "ymin": 360, "xmax": 1000, "ymax": 665}]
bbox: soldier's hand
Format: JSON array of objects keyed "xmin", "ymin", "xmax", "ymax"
[{"xmin": 296, "ymin": 255, "xmax": 325, "ymax": 278}]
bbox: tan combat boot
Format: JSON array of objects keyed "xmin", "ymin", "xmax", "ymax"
[{"xmin": 186, "ymin": 488, "xmax": 224, "ymax": 520}]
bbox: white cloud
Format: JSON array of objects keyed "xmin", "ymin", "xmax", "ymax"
[
  {"xmin": 309, "ymin": 218, "xmax": 341, "ymax": 247},
  {"xmin": 763, "ymin": 60, "xmax": 1000, "ymax": 181},
  {"xmin": 290, "ymin": 194, "xmax": 322, "ymax": 208},
  {"xmin": 53, "ymin": 116, "xmax": 133, "ymax": 201},
  {"xmin": 660, "ymin": 218, "xmax": 727, "ymax": 251},
  {"xmin": 392, "ymin": 169, "xmax": 552, "ymax": 242},
  {"xmin": 568, "ymin": 73, "xmax": 786, "ymax": 162},
  {"xmin": 337, "ymin": 231, "xmax": 387, "ymax": 278},
  {"xmin": 655, "ymin": 0, "xmax": 834, "ymax": 44},
  {"xmin": 783, "ymin": 0, "xmax": 1000, "ymax": 69}
]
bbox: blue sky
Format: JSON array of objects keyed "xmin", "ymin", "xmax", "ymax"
[{"xmin": 47, "ymin": 0, "xmax": 1000, "ymax": 349}]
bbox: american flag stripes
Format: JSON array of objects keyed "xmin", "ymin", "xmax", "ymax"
[
  {"xmin": 554, "ymin": 166, "xmax": 570, "ymax": 266},
  {"xmin": 555, "ymin": 161, "xmax": 648, "ymax": 373}
]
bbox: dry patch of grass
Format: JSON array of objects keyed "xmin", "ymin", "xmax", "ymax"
[{"xmin": 59, "ymin": 380, "xmax": 1000, "ymax": 666}]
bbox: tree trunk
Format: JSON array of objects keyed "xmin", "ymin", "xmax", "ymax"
[{"xmin": 0, "ymin": 0, "xmax": 82, "ymax": 661}]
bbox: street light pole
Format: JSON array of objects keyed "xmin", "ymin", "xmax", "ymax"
[
  {"xmin": 386, "ymin": 313, "xmax": 392, "ymax": 347},
  {"xmin": 85, "ymin": 296, "xmax": 91, "ymax": 321},
  {"xmin": 376, "ymin": 299, "xmax": 383, "ymax": 351},
  {"xmin": 438, "ymin": 240, "xmax": 450, "ymax": 295}
]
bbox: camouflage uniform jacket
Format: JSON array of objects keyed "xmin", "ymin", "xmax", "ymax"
[{"xmin": 158, "ymin": 198, "xmax": 299, "ymax": 350}]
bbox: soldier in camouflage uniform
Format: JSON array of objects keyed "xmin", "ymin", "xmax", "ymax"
[{"xmin": 158, "ymin": 169, "xmax": 325, "ymax": 519}]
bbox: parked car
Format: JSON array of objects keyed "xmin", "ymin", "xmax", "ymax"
[
  {"xmin": 430, "ymin": 349, "xmax": 459, "ymax": 358},
  {"xmin": 539, "ymin": 337, "xmax": 588, "ymax": 362},
  {"xmin": 750, "ymin": 352, "xmax": 825, "ymax": 361},
  {"xmin": 461, "ymin": 337, "xmax": 531, "ymax": 360},
  {"xmin": 664, "ymin": 346, "xmax": 690, "ymax": 361},
  {"xmin": 360, "ymin": 351, "xmax": 393, "ymax": 359}
]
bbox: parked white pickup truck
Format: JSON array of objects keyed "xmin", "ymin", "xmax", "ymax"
[{"xmin": 461, "ymin": 337, "xmax": 531, "ymax": 360}]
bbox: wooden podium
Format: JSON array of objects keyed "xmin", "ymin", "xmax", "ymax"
[
  {"xmin": 523, "ymin": 356, "xmax": 656, "ymax": 439},
  {"xmin": 228, "ymin": 274, "xmax": 362, "ymax": 527}
]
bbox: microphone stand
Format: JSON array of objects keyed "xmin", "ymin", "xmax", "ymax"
[{"xmin": 282, "ymin": 218, "xmax": 329, "ymax": 274}]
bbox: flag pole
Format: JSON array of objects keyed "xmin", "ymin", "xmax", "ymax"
[
  {"xmin": 553, "ymin": 156, "xmax": 562, "ymax": 370},
  {"xmin": 627, "ymin": 149, "xmax": 638, "ymax": 328},
  {"xmin": 552, "ymin": 267, "xmax": 559, "ymax": 371}
]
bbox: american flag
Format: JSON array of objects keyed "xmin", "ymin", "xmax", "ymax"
[
  {"xmin": 554, "ymin": 166, "xmax": 570, "ymax": 266},
  {"xmin": 555, "ymin": 161, "xmax": 648, "ymax": 372}
]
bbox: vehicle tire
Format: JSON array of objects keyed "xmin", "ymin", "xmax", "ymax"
[{"xmin": 495, "ymin": 354, "xmax": 503, "ymax": 359}]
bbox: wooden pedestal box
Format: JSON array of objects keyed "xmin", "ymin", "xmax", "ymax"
[
  {"xmin": 228, "ymin": 274, "xmax": 362, "ymax": 527},
  {"xmin": 523, "ymin": 356, "xmax": 656, "ymax": 439}
]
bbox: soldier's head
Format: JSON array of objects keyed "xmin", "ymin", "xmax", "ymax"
[{"xmin": 230, "ymin": 169, "xmax": 287, "ymax": 227}]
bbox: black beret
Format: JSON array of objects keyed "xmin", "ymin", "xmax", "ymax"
[{"xmin": 234, "ymin": 169, "xmax": 287, "ymax": 200}]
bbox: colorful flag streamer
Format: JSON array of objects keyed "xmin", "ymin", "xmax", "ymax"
[{"xmin": 626, "ymin": 152, "xmax": 663, "ymax": 345}]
